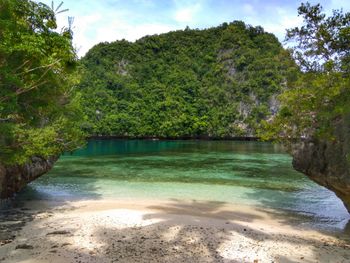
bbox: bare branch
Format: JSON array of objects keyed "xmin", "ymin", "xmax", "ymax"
[
  {"xmin": 17, "ymin": 59, "xmax": 61, "ymax": 75},
  {"xmin": 13, "ymin": 60, "xmax": 31, "ymax": 73},
  {"xmin": 15, "ymin": 81, "xmax": 48, "ymax": 96},
  {"xmin": 55, "ymin": 1, "xmax": 64, "ymax": 12}
]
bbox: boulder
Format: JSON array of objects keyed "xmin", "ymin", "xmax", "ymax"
[{"xmin": 0, "ymin": 156, "xmax": 57, "ymax": 199}]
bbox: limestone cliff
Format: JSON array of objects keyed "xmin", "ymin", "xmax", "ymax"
[
  {"xmin": 80, "ymin": 21, "xmax": 292, "ymax": 138},
  {"xmin": 0, "ymin": 157, "xmax": 57, "ymax": 199},
  {"xmin": 292, "ymin": 114, "xmax": 350, "ymax": 213}
]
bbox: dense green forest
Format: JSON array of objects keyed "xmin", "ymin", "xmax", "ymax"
[
  {"xmin": 1, "ymin": 0, "xmax": 348, "ymax": 166},
  {"xmin": 263, "ymin": 3, "xmax": 350, "ymax": 143},
  {"xmin": 0, "ymin": 0, "xmax": 84, "ymax": 164},
  {"xmin": 79, "ymin": 22, "xmax": 296, "ymax": 138}
]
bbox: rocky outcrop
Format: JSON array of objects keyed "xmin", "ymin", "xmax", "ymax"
[
  {"xmin": 292, "ymin": 114, "xmax": 350, "ymax": 213},
  {"xmin": 0, "ymin": 156, "xmax": 57, "ymax": 199}
]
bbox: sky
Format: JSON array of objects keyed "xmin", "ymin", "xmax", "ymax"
[{"xmin": 38, "ymin": 0, "xmax": 350, "ymax": 57}]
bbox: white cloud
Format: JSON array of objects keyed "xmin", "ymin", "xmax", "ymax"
[
  {"xmin": 72, "ymin": 15, "xmax": 176, "ymax": 57},
  {"xmin": 242, "ymin": 7, "xmax": 303, "ymax": 42},
  {"xmin": 263, "ymin": 9, "xmax": 303, "ymax": 41},
  {"xmin": 35, "ymin": 0, "xmax": 349, "ymax": 57},
  {"xmin": 330, "ymin": 0, "xmax": 350, "ymax": 11},
  {"xmin": 39, "ymin": 0, "xmax": 177, "ymax": 57},
  {"xmin": 133, "ymin": 0, "xmax": 156, "ymax": 7},
  {"xmin": 243, "ymin": 3, "xmax": 256, "ymax": 15},
  {"xmin": 68, "ymin": 14, "xmax": 102, "ymax": 57},
  {"xmin": 174, "ymin": 3, "xmax": 201, "ymax": 23},
  {"xmin": 95, "ymin": 22, "xmax": 175, "ymax": 44}
]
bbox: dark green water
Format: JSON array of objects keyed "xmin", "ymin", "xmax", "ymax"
[{"xmin": 20, "ymin": 140, "xmax": 349, "ymax": 231}]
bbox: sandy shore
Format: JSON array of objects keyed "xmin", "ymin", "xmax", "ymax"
[{"xmin": 0, "ymin": 198, "xmax": 349, "ymax": 263}]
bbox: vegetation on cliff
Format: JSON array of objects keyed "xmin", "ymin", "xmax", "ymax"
[
  {"xmin": 262, "ymin": 3, "xmax": 350, "ymax": 143},
  {"xmin": 259, "ymin": 3, "xmax": 350, "ymax": 212},
  {"xmin": 0, "ymin": 0, "xmax": 84, "ymax": 165},
  {"xmin": 0, "ymin": 0, "xmax": 349, "ymax": 213},
  {"xmin": 78, "ymin": 22, "xmax": 296, "ymax": 138}
]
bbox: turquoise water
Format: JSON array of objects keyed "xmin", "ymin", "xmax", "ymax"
[{"xmin": 20, "ymin": 140, "xmax": 349, "ymax": 231}]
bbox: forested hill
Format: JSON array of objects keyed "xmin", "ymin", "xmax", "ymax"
[{"xmin": 79, "ymin": 21, "xmax": 296, "ymax": 138}]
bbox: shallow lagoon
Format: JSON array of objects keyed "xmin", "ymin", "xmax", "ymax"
[{"xmin": 19, "ymin": 140, "xmax": 350, "ymax": 232}]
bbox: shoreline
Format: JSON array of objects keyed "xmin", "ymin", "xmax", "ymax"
[
  {"xmin": 1, "ymin": 198, "xmax": 349, "ymax": 263},
  {"xmin": 87, "ymin": 135, "xmax": 261, "ymax": 141}
]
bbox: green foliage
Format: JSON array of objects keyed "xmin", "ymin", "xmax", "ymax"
[
  {"xmin": 79, "ymin": 22, "xmax": 295, "ymax": 137},
  {"xmin": 260, "ymin": 3, "xmax": 350, "ymax": 144},
  {"xmin": 286, "ymin": 2, "xmax": 350, "ymax": 73},
  {"xmin": 0, "ymin": 0, "xmax": 85, "ymax": 164}
]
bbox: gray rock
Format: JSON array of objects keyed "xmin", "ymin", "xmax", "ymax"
[
  {"xmin": 292, "ymin": 113, "xmax": 350, "ymax": 213},
  {"xmin": 46, "ymin": 230, "xmax": 71, "ymax": 235},
  {"xmin": 0, "ymin": 156, "xmax": 58, "ymax": 199},
  {"xmin": 15, "ymin": 244, "xmax": 34, "ymax": 249}
]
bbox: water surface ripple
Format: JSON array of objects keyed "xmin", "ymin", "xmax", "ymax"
[{"xmin": 20, "ymin": 140, "xmax": 350, "ymax": 232}]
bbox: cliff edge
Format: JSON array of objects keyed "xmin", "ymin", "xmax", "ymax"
[
  {"xmin": 0, "ymin": 157, "xmax": 57, "ymax": 199},
  {"xmin": 292, "ymin": 114, "xmax": 350, "ymax": 213}
]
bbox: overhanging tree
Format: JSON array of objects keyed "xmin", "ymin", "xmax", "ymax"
[
  {"xmin": 0, "ymin": 0, "xmax": 84, "ymax": 165},
  {"xmin": 261, "ymin": 2, "xmax": 350, "ymax": 142}
]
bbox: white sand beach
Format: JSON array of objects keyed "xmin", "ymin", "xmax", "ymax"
[{"xmin": 1, "ymin": 199, "xmax": 349, "ymax": 263}]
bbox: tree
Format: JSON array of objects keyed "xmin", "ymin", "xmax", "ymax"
[
  {"xmin": 0, "ymin": 0, "xmax": 84, "ymax": 164},
  {"xmin": 261, "ymin": 2, "xmax": 350, "ymax": 143},
  {"xmin": 286, "ymin": 2, "xmax": 350, "ymax": 73}
]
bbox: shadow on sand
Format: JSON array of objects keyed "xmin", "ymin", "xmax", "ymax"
[
  {"xmin": 0, "ymin": 176, "xmax": 102, "ymax": 246},
  {"xmin": 1, "ymin": 199, "xmax": 349, "ymax": 263}
]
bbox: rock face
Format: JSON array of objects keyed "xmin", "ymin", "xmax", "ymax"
[
  {"xmin": 292, "ymin": 114, "xmax": 350, "ymax": 213},
  {"xmin": 0, "ymin": 157, "xmax": 57, "ymax": 199}
]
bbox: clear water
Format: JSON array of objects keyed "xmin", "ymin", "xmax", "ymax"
[{"xmin": 19, "ymin": 140, "xmax": 350, "ymax": 231}]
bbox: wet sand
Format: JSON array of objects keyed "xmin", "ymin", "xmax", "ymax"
[{"xmin": 0, "ymin": 198, "xmax": 349, "ymax": 263}]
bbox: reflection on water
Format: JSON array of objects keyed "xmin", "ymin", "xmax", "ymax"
[{"xmin": 19, "ymin": 140, "xmax": 350, "ymax": 232}]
